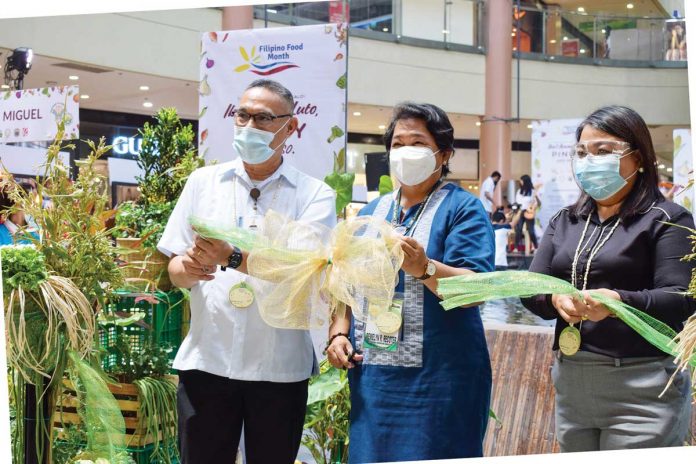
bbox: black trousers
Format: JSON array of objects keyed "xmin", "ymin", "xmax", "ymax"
[
  {"xmin": 515, "ymin": 216, "xmax": 538, "ymax": 249},
  {"xmin": 177, "ymin": 369, "xmax": 309, "ymax": 464}
]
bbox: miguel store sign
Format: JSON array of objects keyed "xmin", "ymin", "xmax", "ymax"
[
  {"xmin": 0, "ymin": 85, "xmax": 80, "ymax": 144},
  {"xmin": 198, "ymin": 23, "xmax": 348, "ymax": 181}
]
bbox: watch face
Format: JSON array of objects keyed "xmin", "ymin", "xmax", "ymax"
[
  {"xmin": 426, "ymin": 260, "xmax": 436, "ymax": 276},
  {"xmin": 228, "ymin": 248, "xmax": 243, "ymax": 269}
]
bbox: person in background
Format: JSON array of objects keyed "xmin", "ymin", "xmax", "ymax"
[
  {"xmin": 479, "ymin": 170, "xmax": 501, "ymax": 217},
  {"xmin": 492, "ymin": 211, "xmax": 518, "ymax": 271},
  {"xmin": 0, "ymin": 182, "xmax": 38, "ymax": 245},
  {"xmin": 326, "ymin": 102, "xmax": 495, "ymax": 462},
  {"xmin": 514, "ymin": 174, "xmax": 540, "ymax": 252},
  {"xmin": 522, "ymin": 105, "xmax": 694, "ymax": 451}
]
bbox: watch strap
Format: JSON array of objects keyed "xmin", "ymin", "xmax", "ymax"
[{"xmin": 417, "ymin": 259, "xmax": 434, "ymax": 281}]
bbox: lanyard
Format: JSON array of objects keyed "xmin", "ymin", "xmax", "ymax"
[{"xmin": 390, "ymin": 180, "xmax": 442, "ymax": 237}]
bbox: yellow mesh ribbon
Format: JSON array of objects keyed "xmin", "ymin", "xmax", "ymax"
[{"xmin": 190, "ymin": 210, "xmax": 404, "ymax": 329}]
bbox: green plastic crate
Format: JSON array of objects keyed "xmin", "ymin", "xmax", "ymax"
[
  {"xmin": 99, "ymin": 290, "xmax": 185, "ymax": 371},
  {"xmin": 129, "ymin": 442, "xmax": 179, "ymax": 464}
]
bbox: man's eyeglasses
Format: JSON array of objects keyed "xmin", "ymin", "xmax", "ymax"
[
  {"xmin": 572, "ymin": 140, "xmax": 634, "ymax": 159},
  {"xmin": 234, "ymin": 110, "xmax": 292, "ymax": 127}
]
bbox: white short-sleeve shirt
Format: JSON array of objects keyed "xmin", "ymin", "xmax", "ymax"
[
  {"xmin": 157, "ymin": 157, "xmax": 336, "ymax": 382},
  {"xmin": 479, "ymin": 177, "xmax": 496, "ymax": 213}
]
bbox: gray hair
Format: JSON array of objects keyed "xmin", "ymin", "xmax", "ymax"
[{"xmin": 245, "ymin": 79, "xmax": 295, "ymax": 113}]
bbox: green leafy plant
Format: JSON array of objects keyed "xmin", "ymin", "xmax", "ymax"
[
  {"xmin": 136, "ymin": 107, "xmax": 201, "ymax": 207},
  {"xmin": 378, "ymin": 175, "xmax": 394, "ymax": 196},
  {"xmin": 114, "ymin": 107, "xmax": 203, "ymax": 250},
  {"xmin": 324, "ymin": 147, "xmax": 354, "ymax": 216},
  {"xmin": 302, "ymin": 361, "xmax": 350, "ymax": 464},
  {"xmin": 113, "ymin": 200, "xmax": 175, "ymax": 251},
  {"xmin": 1, "ymin": 246, "xmax": 48, "ymax": 293},
  {"xmin": 132, "ymin": 377, "xmax": 178, "ymax": 463}
]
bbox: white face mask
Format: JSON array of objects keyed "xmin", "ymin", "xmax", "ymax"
[
  {"xmin": 389, "ymin": 146, "xmax": 441, "ymax": 186},
  {"xmin": 233, "ymin": 118, "xmax": 290, "ymax": 165}
]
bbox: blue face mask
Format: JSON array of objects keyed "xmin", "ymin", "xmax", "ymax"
[
  {"xmin": 233, "ymin": 119, "xmax": 290, "ymax": 165},
  {"xmin": 572, "ymin": 152, "xmax": 638, "ymax": 201}
]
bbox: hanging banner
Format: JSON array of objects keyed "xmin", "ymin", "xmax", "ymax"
[
  {"xmin": 531, "ymin": 119, "xmax": 583, "ymax": 231},
  {"xmin": 0, "ymin": 85, "xmax": 79, "ymax": 143},
  {"xmin": 198, "ymin": 23, "xmax": 348, "ymax": 181},
  {"xmin": 672, "ymin": 129, "xmax": 694, "ymax": 213}
]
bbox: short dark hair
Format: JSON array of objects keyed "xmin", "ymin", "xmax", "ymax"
[
  {"xmin": 492, "ymin": 211, "xmax": 506, "ymax": 223},
  {"xmin": 570, "ymin": 105, "xmax": 663, "ymax": 221},
  {"xmin": 384, "ymin": 102, "xmax": 455, "ymax": 177},
  {"xmin": 245, "ymin": 79, "xmax": 295, "ymax": 113},
  {"xmin": 491, "ymin": 171, "xmax": 502, "ymax": 179}
]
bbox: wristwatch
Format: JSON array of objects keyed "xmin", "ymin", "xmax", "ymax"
[
  {"xmin": 220, "ymin": 246, "xmax": 243, "ymax": 271},
  {"xmin": 417, "ymin": 259, "xmax": 436, "ymax": 281}
]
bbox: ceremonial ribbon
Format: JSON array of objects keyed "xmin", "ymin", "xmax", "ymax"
[
  {"xmin": 190, "ymin": 210, "xmax": 404, "ymax": 329},
  {"xmin": 437, "ymin": 271, "xmax": 696, "ymax": 367}
]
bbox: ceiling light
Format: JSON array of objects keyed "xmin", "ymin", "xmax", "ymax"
[
  {"xmin": 667, "ymin": 167, "xmax": 673, "ymax": 172},
  {"xmin": 475, "ymin": 121, "xmax": 481, "ymax": 127},
  {"xmin": 511, "ymin": 32, "xmax": 516, "ymax": 37},
  {"xmin": 139, "ymin": 85, "xmax": 150, "ymax": 91},
  {"xmin": 143, "ymin": 101, "xmax": 154, "ymax": 108},
  {"xmin": 601, "ymin": 29, "xmax": 606, "ymax": 34},
  {"xmin": 627, "ymin": 3, "xmax": 634, "ymax": 9},
  {"xmin": 527, "ymin": 124, "xmax": 533, "ymax": 129},
  {"xmin": 353, "ymin": 112, "xmax": 362, "ymax": 117},
  {"xmin": 580, "ymin": 49, "xmax": 586, "ymax": 53},
  {"xmin": 80, "ymin": 94, "xmax": 90, "ymax": 99},
  {"xmin": 266, "ymin": 8, "xmax": 277, "ymax": 13},
  {"xmin": 563, "ymin": 36, "xmax": 569, "ymax": 41},
  {"xmin": 1, "ymin": 84, "xmax": 9, "ymax": 89},
  {"xmin": 442, "ymin": 30, "xmax": 450, "ymax": 34},
  {"xmin": 378, "ymin": 125, "xmax": 386, "ymax": 130},
  {"xmin": 68, "ymin": 75, "xmax": 79, "ymax": 81},
  {"xmin": 577, "ymin": 7, "xmax": 585, "ymax": 13},
  {"xmin": 382, "ymin": 28, "xmax": 389, "ymax": 32},
  {"xmin": 550, "ymin": 39, "xmax": 557, "ymax": 44},
  {"xmin": 658, "ymin": 164, "xmax": 666, "ymax": 169}
]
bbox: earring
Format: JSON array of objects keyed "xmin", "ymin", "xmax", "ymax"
[{"xmin": 638, "ymin": 167, "xmax": 644, "ymax": 173}]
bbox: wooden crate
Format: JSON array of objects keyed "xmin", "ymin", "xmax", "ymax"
[{"xmin": 53, "ymin": 375, "xmax": 178, "ymax": 448}]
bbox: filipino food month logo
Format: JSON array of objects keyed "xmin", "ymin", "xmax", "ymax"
[{"xmin": 234, "ymin": 44, "xmax": 301, "ymax": 75}]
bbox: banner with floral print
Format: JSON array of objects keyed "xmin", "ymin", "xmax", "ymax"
[
  {"xmin": 199, "ymin": 23, "xmax": 347, "ymax": 181},
  {"xmin": 0, "ymin": 85, "xmax": 79, "ymax": 143}
]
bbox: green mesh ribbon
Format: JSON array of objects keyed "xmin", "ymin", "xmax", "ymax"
[
  {"xmin": 189, "ymin": 215, "xmax": 263, "ymax": 251},
  {"xmin": 438, "ymin": 271, "xmax": 696, "ymax": 367},
  {"xmin": 67, "ymin": 350, "xmax": 126, "ymax": 462}
]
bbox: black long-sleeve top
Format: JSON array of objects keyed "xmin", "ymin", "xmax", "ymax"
[{"xmin": 521, "ymin": 200, "xmax": 696, "ymax": 358}]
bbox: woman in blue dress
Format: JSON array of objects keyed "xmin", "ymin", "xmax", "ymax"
[{"xmin": 327, "ymin": 102, "xmax": 495, "ymax": 462}]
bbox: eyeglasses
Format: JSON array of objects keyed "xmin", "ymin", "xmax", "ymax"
[
  {"xmin": 234, "ymin": 110, "xmax": 292, "ymax": 127},
  {"xmin": 572, "ymin": 140, "xmax": 634, "ymax": 159}
]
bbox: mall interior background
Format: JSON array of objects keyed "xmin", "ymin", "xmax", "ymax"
[{"xmin": 0, "ymin": 0, "xmax": 688, "ymax": 207}]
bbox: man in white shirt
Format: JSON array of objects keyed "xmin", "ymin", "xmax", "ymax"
[
  {"xmin": 158, "ymin": 79, "xmax": 336, "ymax": 464},
  {"xmin": 479, "ymin": 171, "xmax": 501, "ymax": 216}
]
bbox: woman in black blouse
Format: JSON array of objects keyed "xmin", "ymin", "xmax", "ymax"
[{"xmin": 523, "ymin": 105, "xmax": 694, "ymax": 451}]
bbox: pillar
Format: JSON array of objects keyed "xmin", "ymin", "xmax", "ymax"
[
  {"xmin": 222, "ymin": 6, "xmax": 253, "ymax": 30},
  {"xmin": 480, "ymin": 0, "xmax": 513, "ymax": 206}
]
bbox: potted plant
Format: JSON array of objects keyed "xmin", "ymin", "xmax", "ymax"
[
  {"xmin": 54, "ymin": 326, "xmax": 179, "ymax": 464},
  {"xmin": 114, "ymin": 107, "xmax": 204, "ymax": 290},
  {"xmin": 1, "ymin": 125, "xmax": 125, "ymax": 464},
  {"xmin": 302, "ymin": 360, "xmax": 350, "ymax": 464}
]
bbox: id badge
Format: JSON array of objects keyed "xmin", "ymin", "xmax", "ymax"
[
  {"xmin": 363, "ymin": 293, "xmax": 404, "ymax": 352},
  {"xmin": 239, "ymin": 215, "xmax": 264, "ymax": 231}
]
